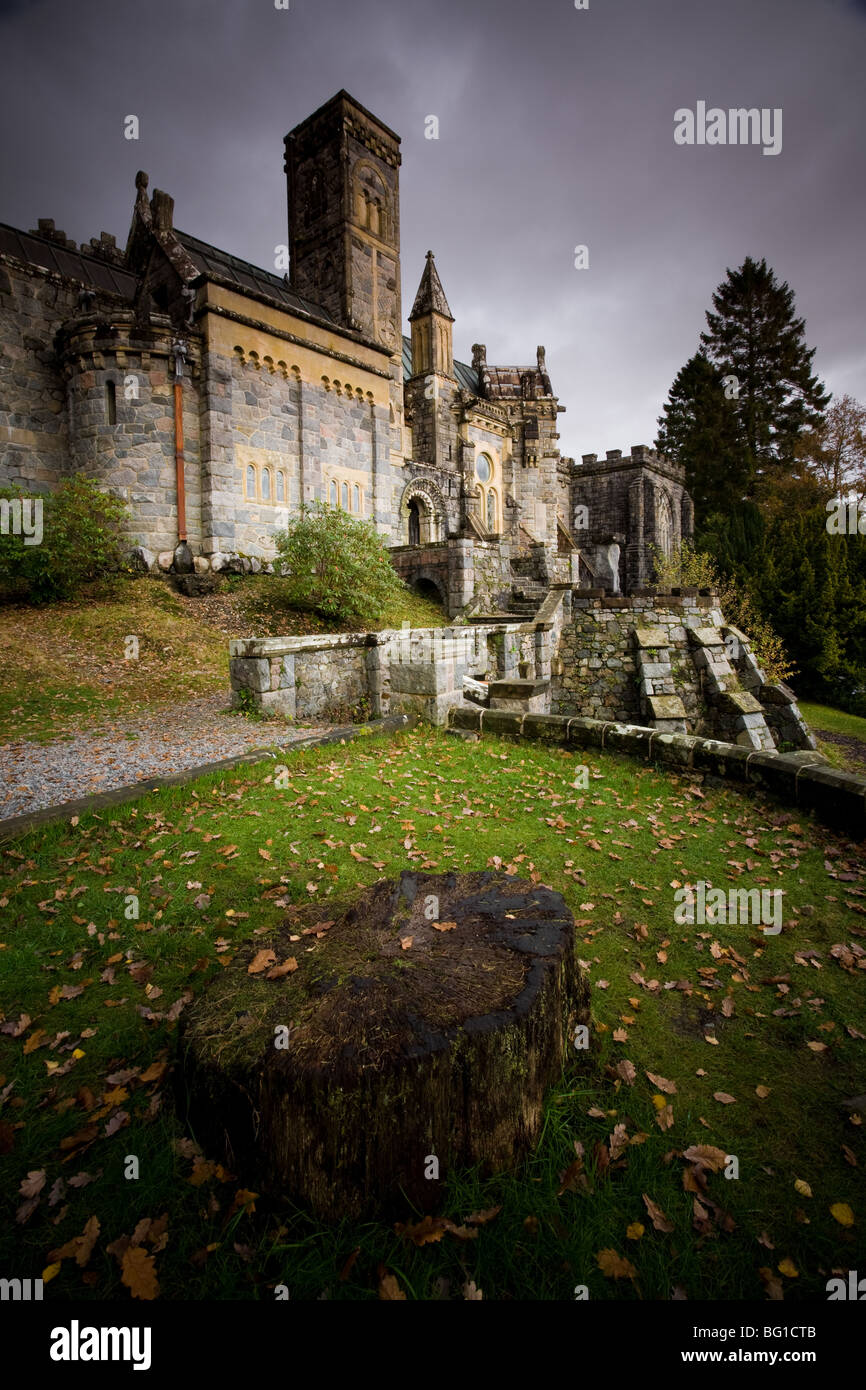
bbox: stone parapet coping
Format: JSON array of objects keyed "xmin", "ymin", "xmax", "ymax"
[
  {"xmin": 448, "ymin": 707, "xmax": 866, "ymax": 839},
  {"xmin": 230, "ymin": 620, "xmax": 539, "ymax": 660},
  {"xmin": 0, "ymin": 715, "xmax": 417, "ymax": 843}
]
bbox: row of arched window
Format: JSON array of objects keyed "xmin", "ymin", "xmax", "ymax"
[
  {"xmin": 327, "ymin": 477, "xmax": 365, "ymax": 515},
  {"xmin": 244, "ymin": 463, "xmax": 289, "ymax": 505}
]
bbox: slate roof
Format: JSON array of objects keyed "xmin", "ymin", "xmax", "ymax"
[
  {"xmin": 175, "ymin": 230, "xmax": 336, "ymax": 324},
  {"xmin": 0, "ymin": 222, "xmax": 139, "ymax": 300}
]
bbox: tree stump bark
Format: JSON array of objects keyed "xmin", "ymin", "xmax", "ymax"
[{"xmin": 178, "ymin": 870, "xmax": 588, "ymax": 1220}]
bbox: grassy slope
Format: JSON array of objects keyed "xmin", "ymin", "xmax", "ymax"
[
  {"xmin": 1, "ymin": 728, "xmax": 863, "ymax": 1301},
  {"xmin": 798, "ymin": 703, "xmax": 866, "ymax": 774},
  {"xmin": 0, "ymin": 575, "xmax": 447, "ymax": 744}
]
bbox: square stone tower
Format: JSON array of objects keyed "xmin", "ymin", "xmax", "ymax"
[{"xmin": 284, "ymin": 90, "xmax": 402, "ymax": 357}]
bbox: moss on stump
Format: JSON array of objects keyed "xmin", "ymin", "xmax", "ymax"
[{"xmin": 178, "ymin": 870, "xmax": 588, "ymax": 1219}]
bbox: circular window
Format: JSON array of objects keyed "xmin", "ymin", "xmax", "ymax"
[{"xmin": 476, "ymin": 454, "xmax": 492, "ymax": 483}]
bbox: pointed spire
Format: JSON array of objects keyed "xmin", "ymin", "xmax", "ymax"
[{"xmin": 408, "ymin": 250, "xmax": 454, "ymax": 321}]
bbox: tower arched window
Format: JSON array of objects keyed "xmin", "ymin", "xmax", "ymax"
[
  {"xmin": 342, "ymin": 482, "xmax": 349, "ymax": 510},
  {"xmin": 261, "ymin": 468, "xmax": 271, "ymax": 501},
  {"xmin": 486, "ymin": 489, "xmax": 497, "ymax": 533},
  {"xmin": 329, "ymin": 480, "xmax": 337, "ymax": 506},
  {"xmin": 246, "ymin": 464, "xmax": 256, "ymax": 498},
  {"xmin": 276, "ymin": 471, "xmax": 285, "ymax": 503},
  {"xmin": 354, "ymin": 484, "xmax": 361, "ymax": 513}
]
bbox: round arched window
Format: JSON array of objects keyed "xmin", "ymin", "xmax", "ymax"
[
  {"xmin": 486, "ymin": 489, "xmax": 497, "ymax": 532},
  {"xmin": 329, "ymin": 480, "xmax": 337, "ymax": 506},
  {"xmin": 354, "ymin": 484, "xmax": 361, "ymax": 513},
  {"xmin": 276, "ymin": 472, "xmax": 285, "ymax": 503},
  {"xmin": 476, "ymin": 454, "xmax": 492, "ymax": 483},
  {"xmin": 342, "ymin": 482, "xmax": 349, "ymax": 510},
  {"xmin": 246, "ymin": 465, "xmax": 256, "ymax": 498},
  {"xmin": 261, "ymin": 469, "xmax": 271, "ymax": 501}
]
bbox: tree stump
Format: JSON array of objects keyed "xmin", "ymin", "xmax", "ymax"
[{"xmin": 178, "ymin": 870, "xmax": 588, "ymax": 1219}]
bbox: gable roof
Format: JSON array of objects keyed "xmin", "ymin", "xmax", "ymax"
[{"xmin": 176, "ymin": 229, "xmax": 336, "ymax": 324}]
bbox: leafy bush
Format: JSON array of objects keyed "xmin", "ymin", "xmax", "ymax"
[
  {"xmin": 273, "ymin": 501, "xmax": 408, "ymax": 626},
  {"xmin": 650, "ymin": 541, "xmax": 794, "ymax": 685},
  {"xmin": 0, "ymin": 476, "xmax": 128, "ymax": 603}
]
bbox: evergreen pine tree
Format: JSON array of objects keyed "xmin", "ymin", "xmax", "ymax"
[
  {"xmin": 700, "ymin": 256, "xmax": 829, "ymax": 490},
  {"xmin": 655, "ymin": 351, "xmax": 750, "ymax": 520}
]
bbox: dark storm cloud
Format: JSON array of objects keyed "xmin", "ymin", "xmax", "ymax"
[{"xmin": 0, "ymin": 0, "xmax": 863, "ymax": 459}]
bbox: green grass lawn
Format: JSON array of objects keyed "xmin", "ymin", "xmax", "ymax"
[
  {"xmin": 1, "ymin": 727, "xmax": 864, "ymax": 1301},
  {"xmin": 798, "ymin": 703, "xmax": 866, "ymax": 741}
]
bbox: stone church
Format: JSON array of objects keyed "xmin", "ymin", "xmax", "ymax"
[{"xmin": 0, "ymin": 90, "xmax": 692, "ymax": 615}]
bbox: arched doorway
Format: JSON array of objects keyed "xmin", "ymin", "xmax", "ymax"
[{"xmin": 408, "ymin": 498, "xmax": 421, "ymax": 547}]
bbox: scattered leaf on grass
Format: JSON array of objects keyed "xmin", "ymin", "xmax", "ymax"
[
  {"xmin": 830, "ymin": 1203, "xmax": 854, "ymax": 1227},
  {"xmin": 643, "ymin": 1193, "xmax": 674, "ymax": 1232},
  {"xmin": 596, "ymin": 1248, "xmax": 637, "ymax": 1280},
  {"xmin": 121, "ymin": 1244, "xmax": 159, "ymax": 1300}
]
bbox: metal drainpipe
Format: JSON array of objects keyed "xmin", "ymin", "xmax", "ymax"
[{"xmin": 171, "ymin": 339, "xmax": 188, "ymax": 543}]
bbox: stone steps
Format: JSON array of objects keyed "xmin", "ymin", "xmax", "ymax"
[{"xmin": 687, "ymin": 627, "xmax": 775, "ymax": 750}]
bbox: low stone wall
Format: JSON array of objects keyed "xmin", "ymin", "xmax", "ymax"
[
  {"xmin": 448, "ymin": 706, "xmax": 866, "ymax": 839},
  {"xmin": 229, "ymin": 633, "xmax": 387, "ymax": 721},
  {"xmin": 229, "ymin": 617, "xmax": 554, "ymax": 725}
]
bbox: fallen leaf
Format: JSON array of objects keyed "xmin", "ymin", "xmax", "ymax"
[
  {"xmin": 777, "ymin": 1257, "xmax": 799, "ymax": 1279},
  {"xmin": 643, "ymin": 1193, "xmax": 675, "ymax": 1233},
  {"xmin": 713, "ymin": 1092, "xmax": 737, "ymax": 1105},
  {"xmin": 646, "ymin": 1071, "xmax": 677, "ymax": 1094},
  {"xmin": 378, "ymin": 1268, "xmax": 406, "ymax": 1300},
  {"xmin": 121, "ymin": 1244, "xmax": 159, "ymax": 1299},
  {"xmin": 265, "ymin": 957, "xmax": 298, "ymax": 979},
  {"xmin": 596, "ymin": 1248, "xmax": 637, "ymax": 1279},
  {"xmin": 829, "ymin": 1202, "xmax": 854, "ymax": 1227},
  {"xmin": 247, "ymin": 950, "xmax": 277, "ymax": 975}
]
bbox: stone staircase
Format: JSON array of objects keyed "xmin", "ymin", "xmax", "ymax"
[
  {"xmin": 508, "ymin": 580, "xmax": 548, "ymax": 619},
  {"xmin": 687, "ymin": 627, "xmax": 776, "ymax": 750},
  {"xmin": 632, "ymin": 626, "xmax": 689, "ymax": 733}
]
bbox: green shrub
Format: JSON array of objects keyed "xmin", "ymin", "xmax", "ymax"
[
  {"xmin": 273, "ymin": 501, "xmax": 408, "ymax": 626},
  {"xmin": 0, "ymin": 476, "xmax": 128, "ymax": 603}
]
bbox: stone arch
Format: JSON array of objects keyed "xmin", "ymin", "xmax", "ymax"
[
  {"xmin": 655, "ymin": 489, "xmax": 674, "ymax": 558},
  {"xmin": 353, "ymin": 160, "xmax": 390, "ymax": 238},
  {"xmin": 399, "ymin": 478, "xmax": 446, "ymax": 545},
  {"xmin": 407, "ymin": 568, "xmax": 447, "ymax": 606}
]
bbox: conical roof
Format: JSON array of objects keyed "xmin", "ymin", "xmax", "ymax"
[{"xmin": 408, "ymin": 250, "xmax": 454, "ymax": 321}]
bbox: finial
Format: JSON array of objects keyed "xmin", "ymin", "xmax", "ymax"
[{"xmin": 135, "ymin": 171, "xmax": 149, "ymax": 192}]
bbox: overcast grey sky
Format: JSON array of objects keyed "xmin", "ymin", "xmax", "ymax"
[{"xmin": 1, "ymin": 0, "xmax": 864, "ymax": 460}]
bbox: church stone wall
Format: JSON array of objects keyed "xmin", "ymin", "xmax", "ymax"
[{"xmin": 0, "ymin": 258, "xmax": 77, "ymax": 492}]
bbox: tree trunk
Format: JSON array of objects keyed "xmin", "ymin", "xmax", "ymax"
[{"xmin": 178, "ymin": 870, "xmax": 588, "ymax": 1220}]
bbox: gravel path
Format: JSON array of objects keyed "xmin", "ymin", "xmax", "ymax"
[{"xmin": 0, "ymin": 696, "xmax": 333, "ymax": 821}]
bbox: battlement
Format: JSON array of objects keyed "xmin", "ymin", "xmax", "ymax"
[{"xmin": 580, "ymin": 445, "xmax": 669, "ymax": 468}]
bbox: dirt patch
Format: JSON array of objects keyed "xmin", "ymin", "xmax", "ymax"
[{"xmin": 812, "ymin": 728, "xmax": 866, "ymax": 776}]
